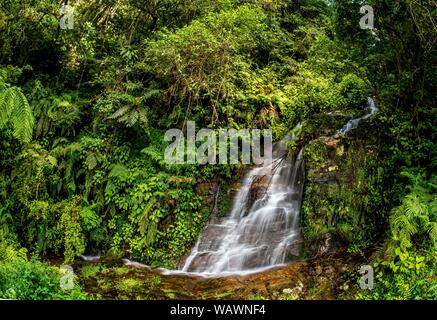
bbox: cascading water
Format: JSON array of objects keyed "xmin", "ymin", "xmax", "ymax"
[
  {"xmin": 179, "ymin": 137, "xmax": 305, "ymax": 275},
  {"xmin": 337, "ymin": 97, "xmax": 378, "ymax": 134},
  {"xmin": 121, "ymin": 98, "xmax": 378, "ymax": 276},
  {"xmin": 177, "ymin": 98, "xmax": 378, "ymax": 275},
  {"xmin": 73, "ymin": 100, "xmax": 379, "ymax": 278}
]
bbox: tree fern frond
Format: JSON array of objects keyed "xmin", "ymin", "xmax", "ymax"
[
  {"xmin": 0, "ymin": 88, "xmax": 16, "ymax": 128},
  {"xmin": 138, "ymin": 108, "xmax": 149, "ymax": 126},
  {"xmin": 120, "ymin": 110, "xmax": 138, "ymax": 127},
  {"xmin": 389, "ymin": 174, "xmax": 436, "ymax": 251},
  {"xmin": 10, "ymin": 89, "xmax": 34, "ymax": 143},
  {"xmin": 403, "ymin": 193, "xmax": 428, "ymax": 218},
  {"xmin": 108, "ymin": 105, "xmax": 130, "ymax": 119},
  {"xmin": 429, "ymin": 197, "xmax": 437, "ymax": 220},
  {"xmin": 0, "ymin": 86, "xmax": 34, "ymax": 143},
  {"xmin": 427, "ymin": 222, "xmax": 437, "ymax": 246},
  {"xmin": 141, "ymin": 89, "xmax": 161, "ymax": 100},
  {"xmin": 392, "ymin": 214, "xmax": 418, "ymax": 237},
  {"xmin": 145, "ymin": 221, "xmax": 158, "ymax": 246},
  {"xmin": 0, "ymin": 70, "xmax": 7, "ymax": 90}
]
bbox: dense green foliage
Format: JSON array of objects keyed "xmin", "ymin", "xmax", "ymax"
[
  {"xmin": 0, "ymin": 0, "xmax": 435, "ymax": 299},
  {"xmin": 0, "ymin": 239, "xmax": 87, "ymax": 299}
]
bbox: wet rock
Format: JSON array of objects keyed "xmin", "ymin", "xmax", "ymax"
[
  {"xmin": 229, "ymin": 182, "xmax": 242, "ymax": 198},
  {"xmin": 281, "ymin": 238, "xmax": 303, "ymax": 260},
  {"xmin": 185, "ymin": 252, "xmax": 220, "ymax": 272},
  {"xmin": 179, "ymin": 143, "xmax": 304, "ymax": 274},
  {"xmin": 308, "ymin": 233, "xmax": 346, "ymax": 257},
  {"xmin": 197, "ymin": 224, "xmax": 231, "ymax": 251},
  {"xmin": 122, "ymin": 259, "xmax": 151, "ymax": 269},
  {"xmin": 195, "ymin": 180, "xmax": 219, "ymax": 206},
  {"xmin": 78, "ymin": 254, "xmax": 101, "ymax": 263},
  {"xmin": 245, "ymin": 175, "xmax": 271, "ymax": 215},
  {"xmin": 79, "ymin": 254, "xmax": 362, "ymax": 300}
]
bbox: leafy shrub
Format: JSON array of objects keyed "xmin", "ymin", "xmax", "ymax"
[
  {"xmin": 0, "ymin": 240, "xmax": 88, "ymax": 300},
  {"xmin": 0, "ymin": 259, "xmax": 88, "ymax": 300}
]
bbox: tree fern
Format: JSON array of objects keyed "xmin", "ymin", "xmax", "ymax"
[
  {"xmin": 0, "ymin": 82, "xmax": 34, "ymax": 143},
  {"xmin": 109, "ymin": 105, "xmax": 148, "ymax": 127},
  {"xmin": 105, "ymin": 89, "xmax": 152, "ymax": 128}
]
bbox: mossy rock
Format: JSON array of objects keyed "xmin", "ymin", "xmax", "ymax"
[{"xmin": 302, "ymin": 135, "xmax": 381, "ymax": 256}]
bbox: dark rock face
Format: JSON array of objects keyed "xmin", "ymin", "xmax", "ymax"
[
  {"xmin": 302, "ymin": 134, "xmax": 380, "ymax": 258},
  {"xmin": 195, "ymin": 179, "xmax": 219, "ymax": 206},
  {"xmin": 229, "ymin": 182, "xmax": 242, "ymax": 199},
  {"xmin": 159, "ymin": 214, "xmax": 176, "ymax": 232},
  {"xmin": 185, "ymin": 252, "xmax": 219, "ymax": 272},
  {"xmin": 307, "ymin": 233, "xmax": 347, "ymax": 257},
  {"xmin": 247, "ymin": 175, "xmax": 270, "ymax": 204}
]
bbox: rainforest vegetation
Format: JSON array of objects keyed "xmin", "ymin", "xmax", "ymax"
[{"xmin": 0, "ymin": 0, "xmax": 435, "ymax": 300}]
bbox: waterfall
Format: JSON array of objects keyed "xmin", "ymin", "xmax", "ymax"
[
  {"xmin": 77, "ymin": 99, "xmax": 379, "ymax": 276},
  {"xmin": 179, "ymin": 136, "xmax": 305, "ymax": 275},
  {"xmin": 75, "ymin": 100, "xmax": 379, "ymax": 276},
  {"xmin": 162, "ymin": 98, "xmax": 378, "ymax": 276},
  {"xmin": 337, "ymin": 97, "xmax": 378, "ymax": 134}
]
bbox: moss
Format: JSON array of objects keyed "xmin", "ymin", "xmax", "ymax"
[
  {"xmin": 213, "ymin": 291, "xmax": 236, "ymax": 299},
  {"xmin": 113, "ymin": 267, "xmax": 130, "ymax": 276},
  {"xmin": 96, "ymin": 278, "xmax": 113, "ymax": 292},
  {"xmin": 149, "ymin": 275, "xmax": 161, "ymax": 288},
  {"xmin": 305, "ymin": 139, "xmax": 329, "ymax": 170},
  {"xmin": 162, "ymin": 289, "xmax": 177, "ymax": 299},
  {"xmin": 278, "ymin": 293, "xmax": 298, "ymax": 300},
  {"xmin": 217, "ymin": 188, "xmax": 233, "ymax": 218},
  {"xmin": 247, "ymin": 294, "xmax": 268, "ymax": 300},
  {"xmin": 80, "ymin": 264, "xmax": 103, "ymax": 279},
  {"xmin": 116, "ymin": 278, "xmax": 143, "ymax": 293},
  {"xmin": 302, "ymin": 136, "xmax": 382, "ymax": 253}
]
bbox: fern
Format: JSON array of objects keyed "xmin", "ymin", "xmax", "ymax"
[
  {"xmin": 0, "ymin": 88, "xmax": 15, "ymax": 127},
  {"xmin": 109, "ymin": 105, "xmax": 148, "ymax": 127},
  {"xmin": 106, "ymin": 89, "xmax": 151, "ymax": 128},
  {"xmin": 108, "ymin": 163, "xmax": 129, "ymax": 179},
  {"xmin": 0, "ymin": 81, "xmax": 34, "ymax": 143},
  {"xmin": 388, "ymin": 173, "xmax": 437, "ymax": 255},
  {"xmin": 108, "ymin": 105, "xmax": 130, "ymax": 119},
  {"xmin": 11, "ymin": 89, "xmax": 34, "ymax": 143}
]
